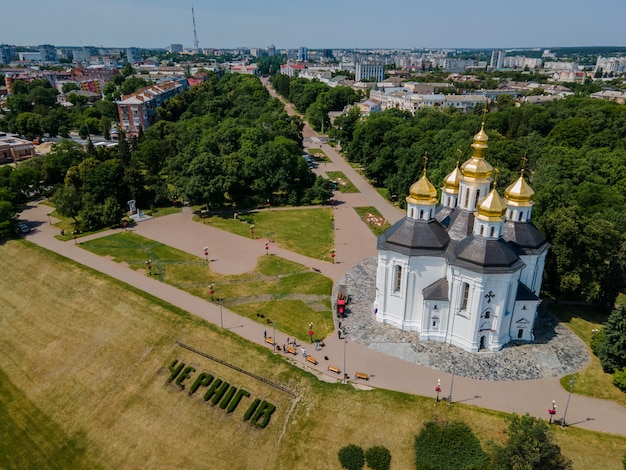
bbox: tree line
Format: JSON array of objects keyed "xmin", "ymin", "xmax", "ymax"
[{"xmin": 0, "ymin": 73, "xmax": 331, "ymax": 237}]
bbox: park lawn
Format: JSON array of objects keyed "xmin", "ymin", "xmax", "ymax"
[
  {"xmin": 306, "ymin": 147, "xmax": 329, "ymax": 161},
  {"xmin": 353, "ymin": 206, "xmax": 393, "ymax": 237},
  {"xmin": 81, "ymin": 232, "xmax": 334, "ymax": 342},
  {"xmin": 325, "ymin": 171, "xmax": 359, "ymax": 193},
  {"xmin": 549, "ymin": 303, "xmax": 626, "ymax": 408},
  {"xmin": 197, "ymin": 207, "xmax": 335, "ymax": 261},
  {"xmin": 1, "ymin": 240, "xmax": 625, "ymax": 470}
]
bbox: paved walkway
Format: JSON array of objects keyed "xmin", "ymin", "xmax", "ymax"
[{"xmin": 15, "ymin": 85, "xmax": 626, "ymax": 437}]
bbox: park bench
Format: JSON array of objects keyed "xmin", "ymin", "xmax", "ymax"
[
  {"xmin": 306, "ymin": 356, "xmax": 318, "ymax": 365},
  {"xmin": 265, "ymin": 337, "xmax": 275, "ymax": 345},
  {"xmin": 355, "ymin": 372, "xmax": 369, "ymax": 380},
  {"xmin": 328, "ymin": 365, "xmax": 340, "ymax": 374},
  {"xmin": 285, "ymin": 346, "xmax": 297, "ymax": 355}
]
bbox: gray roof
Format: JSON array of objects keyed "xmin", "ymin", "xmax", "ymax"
[
  {"xmin": 516, "ymin": 282, "xmax": 539, "ymax": 301},
  {"xmin": 377, "ymin": 218, "xmax": 449, "ymax": 256},
  {"xmin": 423, "ymin": 278, "xmax": 449, "ymax": 301},
  {"xmin": 437, "ymin": 207, "xmax": 474, "ymax": 241},
  {"xmin": 503, "ymin": 221, "xmax": 549, "ymax": 255},
  {"xmin": 450, "ymin": 235, "xmax": 525, "ymax": 273}
]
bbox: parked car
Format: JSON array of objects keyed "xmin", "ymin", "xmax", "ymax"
[{"xmin": 17, "ymin": 223, "xmax": 30, "ymax": 233}]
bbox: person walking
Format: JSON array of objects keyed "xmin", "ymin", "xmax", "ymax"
[
  {"xmin": 314, "ymin": 340, "xmax": 319, "ymax": 351},
  {"xmin": 264, "ymin": 330, "xmax": 267, "ymax": 339},
  {"xmin": 302, "ymin": 348, "xmax": 307, "ymax": 358}
]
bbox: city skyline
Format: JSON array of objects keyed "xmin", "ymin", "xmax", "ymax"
[{"xmin": 3, "ymin": 0, "xmax": 626, "ymax": 51}]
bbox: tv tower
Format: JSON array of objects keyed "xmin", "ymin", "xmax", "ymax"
[{"xmin": 192, "ymin": 7, "xmax": 200, "ymax": 53}]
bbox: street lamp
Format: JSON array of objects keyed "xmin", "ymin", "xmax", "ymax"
[
  {"xmin": 250, "ymin": 224, "xmax": 255, "ymax": 239},
  {"xmin": 330, "ymin": 247, "xmax": 336, "ymax": 264},
  {"xmin": 561, "ymin": 377, "xmax": 576, "ymax": 428},
  {"xmin": 47, "ymin": 213, "xmax": 51, "ymax": 225},
  {"xmin": 436, "ymin": 379, "xmax": 441, "ymax": 402},
  {"xmin": 145, "ymin": 259, "xmax": 152, "ymax": 275},
  {"xmin": 203, "ymin": 246, "xmax": 209, "ymax": 262},
  {"xmin": 548, "ymin": 400, "xmax": 557, "ymax": 424},
  {"xmin": 448, "ymin": 362, "xmax": 456, "ymax": 404},
  {"xmin": 342, "ymin": 333, "xmax": 348, "ymax": 384}
]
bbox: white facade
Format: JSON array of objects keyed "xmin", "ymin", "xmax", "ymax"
[{"xmin": 375, "ymin": 126, "xmax": 548, "ymax": 353}]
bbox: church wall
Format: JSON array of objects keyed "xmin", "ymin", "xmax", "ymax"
[
  {"xmin": 375, "ymin": 251, "xmax": 412, "ymax": 329},
  {"xmin": 510, "ymin": 300, "xmax": 539, "ymax": 341}
]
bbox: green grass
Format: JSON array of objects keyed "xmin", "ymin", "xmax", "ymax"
[
  {"xmin": 306, "ymin": 148, "xmax": 328, "ymax": 161},
  {"xmin": 2, "ymin": 240, "xmax": 626, "ymax": 470},
  {"xmin": 325, "ymin": 171, "xmax": 359, "ymax": 193},
  {"xmin": 0, "ymin": 368, "xmax": 97, "ymax": 468},
  {"xmin": 353, "ymin": 206, "xmax": 393, "ymax": 236},
  {"xmin": 81, "ymin": 232, "xmax": 334, "ymax": 342},
  {"xmin": 196, "ymin": 207, "xmax": 335, "ymax": 261},
  {"xmin": 549, "ymin": 303, "xmax": 626, "ymax": 407}
]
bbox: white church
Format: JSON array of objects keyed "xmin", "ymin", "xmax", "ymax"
[{"xmin": 374, "ymin": 124, "xmax": 549, "ymax": 353}]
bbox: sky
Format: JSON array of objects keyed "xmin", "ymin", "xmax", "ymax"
[{"xmin": 3, "ymin": 0, "xmax": 626, "ymax": 50}]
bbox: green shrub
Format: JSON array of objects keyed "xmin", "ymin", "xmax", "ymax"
[
  {"xmin": 414, "ymin": 420, "xmax": 487, "ymax": 470},
  {"xmin": 338, "ymin": 444, "xmax": 365, "ymax": 470},
  {"xmin": 590, "ymin": 328, "xmax": 605, "ymax": 356},
  {"xmin": 365, "ymin": 445, "xmax": 391, "ymax": 470},
  {"xmin": 612, "ymin": 367, "xmax": 626, "ymax": 393}
]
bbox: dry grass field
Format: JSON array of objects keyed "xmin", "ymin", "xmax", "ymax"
[{"xmin": 1, "ymin": 240, "xmax": 626, "ymax": 469}]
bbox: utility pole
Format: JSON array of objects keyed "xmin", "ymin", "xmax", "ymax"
[{"xmin": 192, "ymin": 7, "xmax": 200, "ymax": 53}]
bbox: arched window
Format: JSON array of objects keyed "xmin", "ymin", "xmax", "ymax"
[
  {"xmin": 461, "ymin": 283, "xmax": 470, "ymax": 310},
  {"xmin": 475, "ymin": 189, "xmax": 480, "ymax": 209},
  {"xmin": 465, "ymin": 188, "xmax": 470, "ymax": 208},
  {"xmin": 518, "ymin": 211, "xmax": 524, "ymax": 221},
  {"xmin": 490, "ymin": 226, "xmax": 496, "ymax": 237},
  {"xmin": 419, "ymin": 210, "xmax": 424, "ymax": 219},
  {"xmin": 410, "ymin": 208, "xmax": 414, "ymax": 218},
  {"xmin": 480, "ymin": 225, "xmax": 484, "ymax": 236},
  {"xmin": 484, "ymin": 311, "xmax": 490, "ymax": 319}
]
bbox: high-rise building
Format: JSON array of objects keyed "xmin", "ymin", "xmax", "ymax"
[
  {"xmin": 38, "ymin": 44, "xmax": 58, "ymax": 63},
  {"xmin": 170, "ymin": 44, "xmax": 183, "ymax": 53},
  {"xmin": 267, "ymin": 44, "xmax": 276, "ymax": 57},
  {"xmin": 127, "ymin": 47, "xmax": 141, "ymax": 65},
  {"xmin": 298, "ymin": 47, "xmax": 308, "ymax": 61},
  {"xmin": 490, "ymin": 50, "xmax": 506, "ymax": 70},
  {"xmin": 0, "ymin": 44, "xmax": 16, "ymax": 65}
]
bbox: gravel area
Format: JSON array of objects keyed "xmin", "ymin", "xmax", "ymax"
[{"xmin": 335, "ymin": 257, "xmax": 589, "ymax": 381}]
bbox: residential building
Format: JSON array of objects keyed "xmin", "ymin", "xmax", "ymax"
[
  {"xmin": 375, "ymin": 125, "xmax": 548, "ymax": 353},
  {"xmin": 170, "ymin": 44, "xmax": 183, "ymax": 53},
  {"xmin": 355, "ymin": 61, "xmax": 385, "ymax": 82},
  {"xmin": 490, "ymin": 50, "xmax": 505, "ymax": 70},
  {"xmin": 298, "ymin": 47, "xmax": 308, "ymax": 62},
  {"xmin": 267, "ymin": 44, "xmax": 276, "ymax": 57},
  {"xmin": 280, "ymin": 62, "xmax": 305, "ymax": 77},
  {"xmin": 0, "ymin": 135, "xmax": 36, "ymax": 163},
  {"xmin": 116, "ymin": 80, "xmax": 187, "ymax": 135},
  {"xmin": 38, "ymin": 44, "xmax": 58, "ymax": 63}
]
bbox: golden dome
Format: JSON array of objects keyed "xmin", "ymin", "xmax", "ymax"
[
  {"xmin": 475, "ymin": 188, "xmax": 506, "ymax": 221},
  {"xmin": 460, "ymin": 123, "xmax": 492, "ymax": 180},
  {"xmin": 504, "ymin": 173, "xmax": 534, "ymax": 206},
  {"xmin": 406, "ymin": 172, "xmax": 438, "ymax": 205},
  {"xmin": 443, "ymin": 165, "xmax": 461, "ymax": 192}
]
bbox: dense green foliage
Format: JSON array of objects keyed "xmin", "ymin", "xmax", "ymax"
[
  {"xmin": 490, "ymin": 414, "xmax": 572, "ymax": 470},
  {"xmin": 613, "ymin": 368, "xmax": 626, "ymax": 393},
  {"xmin": 414, "ymin": 420, "xmax": 487, "ymax": 470},
  {"xmin": 337, "ymin": 97, "xmax": 626, "ymax": 305},
  {"xmin": 338, "ymin": 444, "xmax": 365, "ymax": 470},
  {"xmin": 365, "ymin": 445, "xmax": 391, "ymax": 470},
  {"xmin": 592, "ymin": 307, "xmax": 626, "ymax": 376},
  {"xmin": 270, "ymin": 74, "xmax": 362, "ymax": 132}
]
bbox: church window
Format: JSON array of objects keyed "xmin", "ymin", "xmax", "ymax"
[
  {"xmin": 461, "ymin": 283, "xmax": 470, "ymax": 310},
  {"xmin": 465, "ymin": 188, "xmax": 470, "ymax": 208},
  {"xmin": 484, "ymin": 311, "xmax": 490, "ymax": 319},
  {"xmin": 518, "ymin": 211, "xmax": 524, "ymax": 221},
  {"xmin": 475, "ymin": 189, "xmax": 480, "ymax": 208},
  {"xmin": 490, "ymin": 226, "xmax": 496, "ymax": 237},
  {"xmin": 480, "ymin": 225, "xmax": 484, "ymax": 236},
  {"xmin": 517, "ymin": 329, "xmax": 524, "ymax": 339},
  {"xmin": 419, "ymin": 210, "xmax": 424, "ymax": 219},
  {"xmin": 393, "ymin": 265, "xmax": 402, "ymax": 292},
  {"xmin": 410, "ymin": 208, "xmax": 414, "ymax": 218},
  {"xmin": 432, "ymin": 320, "xmax": 437, "ymax": 327}
]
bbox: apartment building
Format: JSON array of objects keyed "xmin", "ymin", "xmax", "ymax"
[{"xmin": 116, "ymin": 80, "xmax": 187, "ymax": 135}]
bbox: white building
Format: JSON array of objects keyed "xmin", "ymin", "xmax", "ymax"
[
  {"xmin": 374, "ymin": 125, "xmax": 548, "ymax": 353},
  {"xmin": 355, "ymin": 62, "xmax": 385, "ymax": 82}
]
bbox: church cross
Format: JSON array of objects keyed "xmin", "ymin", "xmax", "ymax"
[{"xmin": 485, "ymin": 291, "xmax": 495, "ymax": 303}]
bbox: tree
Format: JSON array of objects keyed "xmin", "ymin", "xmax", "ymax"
[
  {"xmin": 338, "ymin": 444, "xmax": 365, "ymax": 470},
  {"xmin": 14, "ymin": 112, "xmax": 44, "ymax": 139},
  {"xmin": 62, "ymin": 82, "xmax": 80, "ymax": 93},
  {"xmin": 414, "ymin": 421, "xmax": 487, "ymax": 470},
  {"xmin": 593, "ymin": 306, "xmax": 626, "ymax": 373},
  {"xmin": 53, "ymin": 184, "xmax": 82, "ymax": 224},
  {"xmin": 490, "ymin": 414, "xmax": 572, "ymax": 470},
  {"xmin": 364, "ymin": 446, "xmax": 391, "ymax": 470}
]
